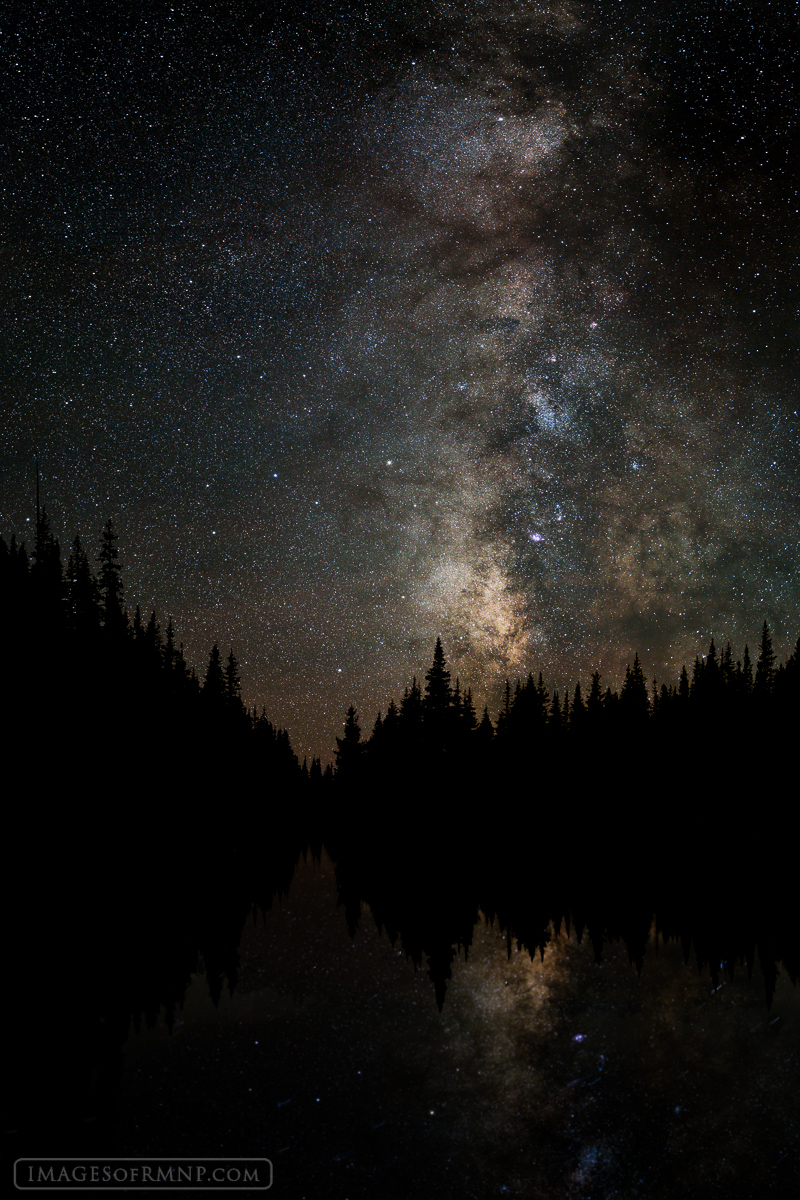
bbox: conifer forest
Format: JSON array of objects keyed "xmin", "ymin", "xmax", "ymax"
[
  {"xmin": 4, "ymin": 1, "xmax": 800, "ymax": 1193},
  {"xmin": 4, "ymin": 512, "xmax": 798, "ymax": 1198}
]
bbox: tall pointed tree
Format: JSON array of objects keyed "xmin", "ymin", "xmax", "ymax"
[
  {"xmin": 571, "ymin": 681, "xmax": 588, "ymax": 737},
  {"xmin": 98, "ymin": 519, "xmax": 126, "ymax": 637},
  {"xmin": 476, "ymin": 706, "xmax": 494, "ymax": 747},
  {"xmin": 587, "ymin": 671, "xmax": 603, "ymax": 722},
  {"xmin": 203, "ymin": 643, "xmax": 225, "ymax": 706},
  {"xmin": 31, "ymin": 507, "xmax": 63, "ymax": 639},
  {"xmin": 335, "ymin": 705, "xmax": 363, "ymax": 778},
  {"xmin": 461, "ymin": 686, "xmax": 477, "ymax": 733},
  {"xmin": 65, "ymin": 536, "xmax": 100, "ymax": 642},
  {"xmin": 423, "ymin": 637, "xmax": 452, "ymax": 718},
  {"xmin": 621, "ymin": 653, "xmax": 649, "ymax": 722},
  {"xmin": 224, "ymin": 648, "xmax": 242, "ymax": 709},
  {"xmin": 400, "ymin": 676, "xmax": 423, "ymax": 745},
  {"xmin": 754, "ymin": 621, "xmax": 776, "ymax": 696}
]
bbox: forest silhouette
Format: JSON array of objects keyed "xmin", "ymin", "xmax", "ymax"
[{"xmin": 3, "ymin": 511, "xmax": 798, "ymax": 1158}]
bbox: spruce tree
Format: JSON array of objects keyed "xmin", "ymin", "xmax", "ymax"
[
  {"xmin": 571, "ymin": 681, "xmax": 587, "ymax": 735},
  {"xmin": 400, "ymin": 676, "xmax": 423, "ymax": 740},
  {"xmin": 132, "ymin": 604, "xmax": 144, "ymax": 641},
  {"xmin": 754, "ymin": 622, "xmax": 776, "ymax": 696},
  {"xmin": 476, "ymin": 706, "xmax": 494, "ymax": 745},
  {"xmin": 65, "ymin": 536, "xmax": 101, "ymax": 642},
  {"xmin": 203, "ymin": 643, "xmax": 225, "ymax": 706},
  {"xmin": 31, "ymin": 507, "xmax": 64, "ymax": 637},
  {"xmin": 461, "ymin": 687, "xmax": 477, "ymax": 733},
  {"xmin": 587, "ymin": 671, "xmax": 603, "ymax": 721},
  {"xmin": 496, "ymin": 679, "xmax": 512, "ymax": 738},
  {"xmin": 423, "ymin": 637, "xmax": 452, "ymax": 718},
  {"xmin": 145, "ymin": 611, "xmax": 161, "ymax": 656},
  {"xmin": 384, "ymin": 698, "xmax": 400, "ymax": 738},
  {"xmin": 335, "ymin": 705, "xmax": 362, "ymax": 777},
  {"xmin": 225, "ymin": 649, "xmax": 242, "ymax": 708},
  {"xmin": 452, "ymin": 677, "xmax": 462, "ymax": 720},
  {"xmin": 549, "ymin": 690, "xmax": 563, "ymax": 734},
  {"xmin": 164, "ymin": 619, "xmax": 177, "ymax": 671},
  {"xmin": 98, "ymin": 520, "xmax": 126, "ymax": 637},
  {"xmin": 620, "ymin": 653, "xmax": 649, "ymax": 722}
]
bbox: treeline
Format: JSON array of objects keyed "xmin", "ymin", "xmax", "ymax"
[
  {"xmin": 331, "ymin": 631, "xmax": 800, "ymax": 828},
  {"xmin": 3, "ymin": 506, "xmax": 797, "ymax": 831},
  {"xmin": 0, "ymin": 513, "xmax": 304, "ymax": 831}
]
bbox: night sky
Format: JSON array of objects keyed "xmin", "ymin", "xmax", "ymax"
[{"xmin": 1, "ymin": 0, "xmax": 798, "ymax": 762}]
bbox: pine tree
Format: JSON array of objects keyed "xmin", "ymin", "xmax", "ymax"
[
  {"xmin": 335, "ymin": 705, "xmax": 362, "ymax": 777},
  {"xmin": 754, "ymin": 622, "xmax": 776, "ymax": 696},
  {"xmin": 549, "ymin": 690, "xmax": 563, "ymax": 734},
  {"xmin": 691, "ymin": 655, "xmax": 703, "ymax": 696},
  {"xmin": 536, "ymin": 672, "xmax": 548, "ymax": 706},
  {"xmin": 620, "ymin": 653, "xmax": 649, "ymax": 723},
  {"xmin": 132, "ymin": 604, "xmax": 144, "ymax": 641},
  {"xmin": 164, "ymin": 618, "xmax": 177, "ymax": 672},
  {"xmin": 400, "ymin": 677, "xmax": 423, "ymax": 737},
  {"xmin": 65, "ymin": 536, "xmax": 100, "ymax": 642},
  {"xmin": 423, "ymin": 637, "xmax": 452, "ymax": 717},
  {"xmin": 30, "ymin": 507, "xmax": 63, "ymax": 636},
  {"xmin": 571, "ymin": 681, "xmax": 587, "ymax": 736},
  {"xmin": 461, "ymin": 687, "xmax": 477, "ymax": 733},
  {"xmin": 203, "ymin": 643, "xmax": 225, "ymax": 706},
  {"xmin": 384, "ymin": 698, "xmax": 400, "ymax": 737},
  {"xmin": 98, "ymin": 520, "xmax": 126, "ymax": 637},
  {"xmin": 145, "ymin": 611, "xmax": 161, "ymax": 656},
  {"xmin": 587, "ymin": 671, "xmax": 603, "ymax": 721},
  {"xmin": 496, "ymin": 679, "xmax": 512, "ymax": 738},
  {"xmin": 476, "ymin": 706, "xmax": 494, "ymax": 745},
  {"xmin": 224, "ymin": 649, "xmax": 242, "ymax": 708}
]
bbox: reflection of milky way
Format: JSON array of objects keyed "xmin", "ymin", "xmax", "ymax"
[
  {"xmin": 116, "ymin": 854, "xmax": 800, "ymax": 1196},
  {"xmin": 0, "ymin": 1, "xmax": 797, "ymax": 758}
]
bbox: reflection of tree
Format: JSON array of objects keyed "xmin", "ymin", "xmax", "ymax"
[
  {"xmin": 3, "ymin": 512, "xmax": 306, "ymax": 1156},
  {"xmin": 3, "ymin": 512, "xmax": 798, "ymax": 1168}
]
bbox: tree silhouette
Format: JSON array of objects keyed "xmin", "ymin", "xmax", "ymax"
[
  {"xmin": 476, "ymin": 706, "xmax": 494, "ymax": 747},
  {"xmin": 423, "ymin": 637, "xmax": 452, "ymax": 718},
  {"xmin": 225, "ymin": 649, "xmax": 242, "ymax": 710},
  {"xmin": 98, "ymin": 520, "xmax": 126, "ymax": 637},
  {"xmin": 65, "ymin": 536, "xmax": 101, "ymax": 643},
  {"xmin": 203, "ymin": 643, "xmax": 225, "ymax": 707},
  {"xmin": 620, "ymin": 653, "xmax": 649, "ymax": 724},
  {"xmin": 335, "ymin": 705, "xmax": 363, "ymax": 778},
  {"xmin": 755, "ymin": 621, "xmax": 776, "ymax": 696}
]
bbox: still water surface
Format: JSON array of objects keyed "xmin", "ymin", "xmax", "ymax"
[{"xmin": 110, "ymin": 851, "xmax": 798, "ymax": 1199}]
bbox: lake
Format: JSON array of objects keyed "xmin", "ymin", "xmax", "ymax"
[{"xmin": 89, "ymin": 847, "xmax": 799, "ymax": 1199}]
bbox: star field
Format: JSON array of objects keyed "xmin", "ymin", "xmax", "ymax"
[{"xmin": 1, "ymin": 0, "xmax": 798, "ymax": 760}]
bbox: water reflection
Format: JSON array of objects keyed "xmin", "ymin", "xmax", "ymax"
[{"xmin": 111, "ymin": 851, "xmax": 798, "ymax": 1199}]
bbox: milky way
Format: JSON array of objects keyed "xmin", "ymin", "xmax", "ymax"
[{"xmin": 1, "ymin": 1, "xmax": 797, "ymax": 759}]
